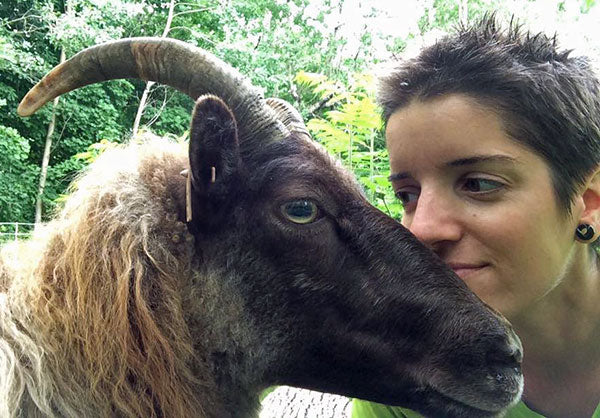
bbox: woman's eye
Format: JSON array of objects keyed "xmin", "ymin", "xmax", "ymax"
[
  {"xmin": 281, "ymin": 200, "xmax": 319, "ymax": 224},
  {"xmin": 395, "ymin": 190, "xmax": 419, "ymax": 205},
  {"xmin": 462, "ymin": 178, "xmax": 503, "ymax": 193}
]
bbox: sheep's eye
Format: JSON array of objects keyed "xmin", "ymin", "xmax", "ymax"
[{"xmin": 281, "ymin": 200, "xmax": 318, "ymax": 224}]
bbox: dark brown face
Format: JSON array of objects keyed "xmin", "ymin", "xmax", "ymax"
[{"xmin": 187, "ymin": 97, "xmax": 523, "ymax": 418}]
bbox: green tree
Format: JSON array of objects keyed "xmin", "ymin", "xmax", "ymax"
[
  {"xmin": 296, "ymin": 71, "xmax": 402, "ymax": 219},
  {"xmin": 0, "ymin": 0, "xmax": 424, "ymax": 225},
  {"xmin": 0, "ymin": 126, "xmax": 38, "ymax": 222},
  {"xmin": 0, "ymin": 0, "xmax": 142, "ymax": 221}
]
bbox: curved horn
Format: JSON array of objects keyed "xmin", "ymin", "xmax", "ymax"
[
  {"xmin": 265, "ymin": 98, "xmax": 310, "ymax": 140},
  {"xmin": 18, "ymin": 37, "xmax": 288, "ymax": 142}
]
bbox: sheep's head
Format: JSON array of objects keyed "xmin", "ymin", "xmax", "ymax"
[{"xmin": 18, "ymin": 38, "xmax": 523, "ymax": 418}]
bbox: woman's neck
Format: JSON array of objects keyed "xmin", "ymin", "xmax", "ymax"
[{"xmin": 511, "ymin": 246, "xmax": 600, "ymax": 417}]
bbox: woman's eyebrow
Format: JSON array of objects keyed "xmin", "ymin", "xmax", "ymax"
[
  {"xmin": 388, "ymin": 172, "xmax": 411, "ymax": 181},
  {"xmin": 388, "ymin": 155, "xmax": 519, "ymax": 182},
  {"xmin": 447, "ymin": 154, "xmax": 519, "ymax": 167}
]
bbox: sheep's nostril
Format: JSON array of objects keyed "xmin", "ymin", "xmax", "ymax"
[
  {"xmin": 484, "ymin": 330, "xmax": 523, "ymax": 391},
  {"xmin": 485, "ymin": 328, "xmax": 523, "ymax": 371},
  {"xmin": 512, "ymin": 342, "xmax": 523, "ymax": 364}
]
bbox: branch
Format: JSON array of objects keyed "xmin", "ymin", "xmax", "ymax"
[
  {"xmin": 289, "ymin": 79, "xmax": 301, "ymax": 103},
  {"xmin": 167, "ymin": 27, "xmax": 216, "ymax": 45},
  {"xmin": 174, "ymin": 2, "xmax": 212, "ymax": 6},
  {"xmin": 0, "ymin": 14, "xmax": 43, "ymax": 28},
  {"xmin": 308, "ymin": 93, "xmax": 334, "ymax": 116},
  {"xmin": 145, "ymin": 88, "xmax": 170, "ymax": 128},
  {"xmin": 173, "ymin": 8, "xmax": 213, "ymax": 18},
  {"xmin": 35, "ymin": 47, "xmax": 66, "ymax": 224},
  {"xmin": 133, "ymin": 0, "xmax": 175, "ymax": 136}
]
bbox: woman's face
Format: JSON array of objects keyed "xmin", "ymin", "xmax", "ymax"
[{"xmin": 386, "ymin": 94, "xmax": 581, "ymax": 319}]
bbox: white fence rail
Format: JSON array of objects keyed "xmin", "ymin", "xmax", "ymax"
[{"xmin": 0, "ymin": 222, "xmax": 35, "ymax": 243}]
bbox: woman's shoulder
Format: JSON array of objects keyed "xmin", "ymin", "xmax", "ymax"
[
  {"xmin": 351, "ymin": 399, "xmax": 600, "ymax": 418},
  {"xmin": 351, "ymin": 399, "xmax": 422, "ymax": 418}
]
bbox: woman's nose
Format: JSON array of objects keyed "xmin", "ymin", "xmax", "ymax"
[{"xmin": 403, "ymin": 191, "xmax": 463, "ymax": 250}]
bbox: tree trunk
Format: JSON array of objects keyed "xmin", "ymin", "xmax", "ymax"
[
  {"xmin": 34, "ymin": 47, "xmax": 65, "ymax": 224},
  {"xmin": 132, "ymin": 0, "xmax": 176, "ymax": 137},
  {"xmin": 259, "ymin": 386, "xmax": 352, "ymax": 418},
  {"xmin": 459, "ymin": 0, "xmax": 468, "ymax": 24}
]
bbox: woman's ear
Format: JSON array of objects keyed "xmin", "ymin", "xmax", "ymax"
[{"xmin": 577, "ymin": 169, "xmax": 600, "ymax": 228}]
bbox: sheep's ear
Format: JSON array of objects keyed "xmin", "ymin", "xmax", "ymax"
[{"xmin": 187, "ymin": 94, "xmax": 241, "ymax": 233}]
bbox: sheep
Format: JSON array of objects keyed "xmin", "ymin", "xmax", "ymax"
[{"xmin": 1, "ymin": 38, "xmax": 524, "ymax": 418}]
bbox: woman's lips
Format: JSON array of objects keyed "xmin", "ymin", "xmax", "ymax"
[{"xmin": 447, "ymin": 263, "xmax": 488, "ymax": 279}]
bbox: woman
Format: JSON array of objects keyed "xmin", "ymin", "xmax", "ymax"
[{"xmin": 353, "ymin": 16, "xmax": 600, "ymax": 418}]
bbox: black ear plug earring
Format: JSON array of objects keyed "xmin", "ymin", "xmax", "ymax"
[{"xmin": 575, "ymin": 224, "xmax": 596, "ymax": 242}]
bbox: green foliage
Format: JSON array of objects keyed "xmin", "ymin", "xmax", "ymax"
[
  {"xmin": 189, "ymin": 0, "xmax": 368, "ymax": 112},
  {"xmin": 0, "ymin": 34, "xmax": 16, "ymax": 67},
  {"xmin": 0, "ymin": 0, "xmax": 147, "ymax": 221},
  {"xmin": 46, "ymin": 139, "xmax": 123, "ymax": 210},
  {"xmin": 0, "ymin": 126, "xmax": 38, "ymax": 222},
  {"xmin": 72, "ymin": 138, "xmax": 122, "ymax": 164},
  {"xmin": 135, "ymin": 86, "xmax": 194, "ymax": 137},
  {"xmin": 417, "ymin": 0, "xmax": 508, "ymax": 33},
  {"xmin": 582, "ymin": 0, "xmax": 597, "ymax": 12},
  {"xmin": 296, "ymin": 71, "xmax": 403, "ymax": 219},
  {"xmin": 0, "ymin": 0, "xmax": 380, "ymax": 223}
]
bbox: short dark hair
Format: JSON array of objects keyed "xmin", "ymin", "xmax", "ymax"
[{"xmin": 378, "ymin": 15, "xmax": 600, "ymax": 213}]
